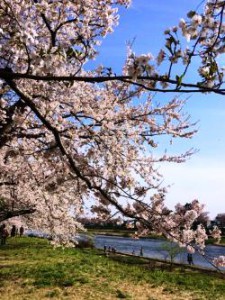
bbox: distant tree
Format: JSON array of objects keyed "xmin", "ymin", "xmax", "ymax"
[
  {"xmin": 160, "ymin": 241, "xmax": 185, "ymax": 270},
  {"xmin": 215, "ymin": 213, "xmax": 225, "ymax": 228},
  {"xmin": 196, "ymin": 212, "xmax": 210, "ymax": 227}
]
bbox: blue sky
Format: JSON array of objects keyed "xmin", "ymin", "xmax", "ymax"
[{"xmin": 91, "ymin": 0, "xmax": 225, "ymax": 219}]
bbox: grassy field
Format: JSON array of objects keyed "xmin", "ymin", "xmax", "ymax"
[{"xmin": 0, "ymin": 237, "xmax": 225, "ymax": 300}]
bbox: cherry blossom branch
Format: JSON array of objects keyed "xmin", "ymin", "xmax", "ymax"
[{"xmin": 1, "ymin": 69, "xmax": 225, "ymax": 94}]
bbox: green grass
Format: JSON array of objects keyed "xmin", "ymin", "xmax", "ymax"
[{"xmin": 0, "ymin": 237, "xmax": 225, "ymax": 299}]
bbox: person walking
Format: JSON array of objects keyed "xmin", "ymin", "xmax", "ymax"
[
  {"xmin": 10, "ymin": 225, "xmax": 17, "ymax": 237},
  {"xmin": 187, "ymin": 253, "xmax": 194, "ymax": 265},
  {"xmin": 19, "ymin": 226, "xmax": 24, "ymax": 237},
  {"xmin": 0, "ymin": 224, "xmax": 9, "ymax": 245}
]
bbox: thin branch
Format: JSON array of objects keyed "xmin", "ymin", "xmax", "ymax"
[
  {"xmin": 1, "ymin": 69, "xmax": 225, "ymax": 94},
  {"xmin": 0, "ymin": 207, "xmax": 36, "ymax": 222}
]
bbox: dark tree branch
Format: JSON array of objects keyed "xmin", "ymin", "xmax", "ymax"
[
  {"xmin": 1, "ymin": 69, "xmax": 225, "ymax": 94},
  {"xmin": 0, "ymin": 207, "xmax": 36, "ymax": 222},
  {"xmin": 0, "ymin": 99, "xmax": 26, "ymax": 148}
]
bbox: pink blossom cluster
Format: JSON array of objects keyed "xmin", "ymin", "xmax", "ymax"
[
  {"xmin": 210, "ymin": 226, "xmax": 222, "ymax": 243},
  {"xmin": 213, "ymin": 256, "xmax": 225, "ymax": 267},
  {"xmin": 125, "ymin": 52, "xmax": 155, "ymax": 80},
  {"xmin": 123, "ymin": 0, "xmax": 225, "ymax": 92}
]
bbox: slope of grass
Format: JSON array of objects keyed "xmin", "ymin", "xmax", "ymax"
[{"xmin": 0, "ymin": 237, "xmax": 225, "ymax": 299}]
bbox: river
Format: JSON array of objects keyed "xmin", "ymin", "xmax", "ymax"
[{"xmin": 94, "ymin": 235, "xmax": 225, "ymax": 270}]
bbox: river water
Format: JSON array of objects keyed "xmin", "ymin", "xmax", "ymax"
[{"xmin": 94, "ymin": 235, "xmax": 225, "ymax": 270}]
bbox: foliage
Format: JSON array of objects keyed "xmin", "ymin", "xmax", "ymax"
[
  {"xmin": 74, "ymin": 234, "xmax": 94, "ymax": 248},
  {"xmin": 215, "ymin": 213, "xmax": 225, "ymax": 227},
  {"xmin": 160, "ymin": 241, "xmax": 185, "ymax": 266}
]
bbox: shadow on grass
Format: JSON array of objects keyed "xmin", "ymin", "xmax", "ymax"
[
  {"xmin": 0, "ymin": 259, "xmax": 91, "ymax": 288},
  {"xmin": 0, "ymin": 237, "xmax": 48, "ymax": 251},
  {"xmin": 109, "ymin": 254, "xmax": 148, "ymax": 265}
]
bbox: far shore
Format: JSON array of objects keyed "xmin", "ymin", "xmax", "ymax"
[{"xmin": 86, "ymin": 228, "xmax": 225, "ymax": 246}]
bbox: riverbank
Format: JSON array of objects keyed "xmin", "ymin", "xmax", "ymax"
[
  {"xmin": 94, "ymin": 234, "xmax": 225, "ymax": 270},
  {"xmin": 0, "ymin": 237, "xmax": 225, "ymax": 299}
]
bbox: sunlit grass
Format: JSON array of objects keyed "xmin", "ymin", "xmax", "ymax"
[{"xmin": 0, "ymin": 237, "xmax": 225, "ymax": 299}]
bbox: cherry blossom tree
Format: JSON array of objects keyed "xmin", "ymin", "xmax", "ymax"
[{"xmin": 0, "ymin": 0, "xmax": 224, "ymax": 265}]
